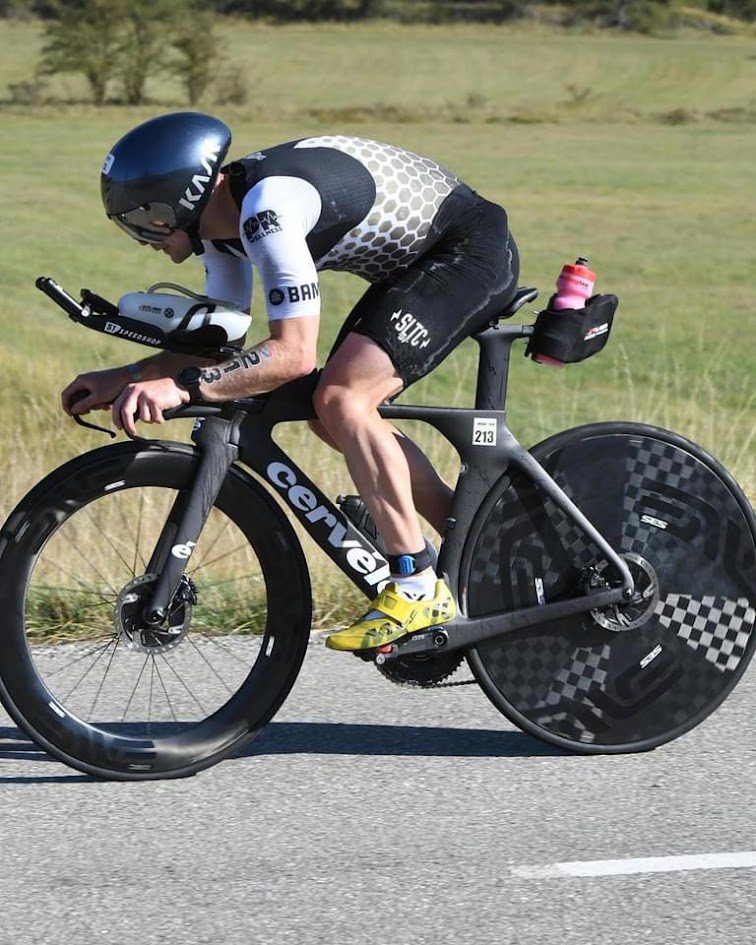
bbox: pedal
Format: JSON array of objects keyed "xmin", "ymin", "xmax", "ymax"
[{"xmin": 374, "ymin": 644, "xmax": 394, "ymax": 666}]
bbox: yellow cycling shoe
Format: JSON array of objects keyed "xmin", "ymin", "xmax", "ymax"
[{"xmin": 325, "ymin": 580, "xmax": 456, "ymax": 652}]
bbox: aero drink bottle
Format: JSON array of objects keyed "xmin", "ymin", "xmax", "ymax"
[{"xmin": 535, "ymin": 256, "xmax": 596, "ymax": 367}]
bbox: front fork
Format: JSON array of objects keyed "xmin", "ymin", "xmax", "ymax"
[{"xmin": 142, "ymin": 415, "xmax": 240, "ymax": 626}]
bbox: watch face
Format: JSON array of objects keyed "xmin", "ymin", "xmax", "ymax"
[{"xmin": 179, "ymin": 366, "xmax": 202, "ymax": 385}]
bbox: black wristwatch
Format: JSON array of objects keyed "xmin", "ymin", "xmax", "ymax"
[{"xmin": 177, "ymin": 365, "xmax": 204, "ymax": 404}]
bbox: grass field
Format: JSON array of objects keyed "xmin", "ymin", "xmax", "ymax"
[{"xmin": 1, "ymin": 18, "xmax": 754, "ymax": 625}]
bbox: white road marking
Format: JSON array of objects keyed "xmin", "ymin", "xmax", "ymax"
[{"xmin": 513, "ymin": 851, "xmax": 756, "ymax": 879}]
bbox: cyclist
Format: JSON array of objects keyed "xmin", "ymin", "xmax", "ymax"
[{"xmin": 62, "ymin": 112, "xmax": 520, "ymax": 652}]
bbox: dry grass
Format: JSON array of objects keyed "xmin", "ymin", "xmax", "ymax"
[{"xmin": 0, "ymin": 19, "xmax": 753, "ymax": 636}]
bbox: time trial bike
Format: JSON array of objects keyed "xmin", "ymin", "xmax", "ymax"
[{"xmin": 0, "ymin": 279, "xmax": 753, "ymax": 779}]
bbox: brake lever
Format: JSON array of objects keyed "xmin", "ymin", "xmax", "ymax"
[{"xmin": 68, "ymin": 390, "xmax": 117, "ymax": 439}]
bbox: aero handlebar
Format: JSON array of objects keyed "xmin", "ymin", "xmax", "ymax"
[{"xmin": 36, "ymin": 276, "xmax": 87, "ymax": 321}]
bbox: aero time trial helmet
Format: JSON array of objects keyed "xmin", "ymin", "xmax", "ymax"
[{"xmin": 101, "ymin": 112, "xmax": 232, "ymax": 244}]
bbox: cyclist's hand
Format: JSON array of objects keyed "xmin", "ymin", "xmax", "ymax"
[
  {"xmin": 111, "ymin": 378, "xmax": 189, "ymax": 438},
  {"xmin": 61, "ymin": 367, "xmax": 130, "ymax": 416}
]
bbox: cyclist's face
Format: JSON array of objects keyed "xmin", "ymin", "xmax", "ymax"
[{"xmin": 149, "ymin": 229, "xmax": 193, "ymax": 264}]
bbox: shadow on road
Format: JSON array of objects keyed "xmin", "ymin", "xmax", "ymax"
[
  {"xmin": 0, "ymin": 726, "xmax": 97, "ymax": 782},
  {"xmin": 243, "ymin": 721, "xmax": 569, "ymax": 758},
  {"xmin": 0, "ymin": 719, "xmax": 569, "ymax": 782}
]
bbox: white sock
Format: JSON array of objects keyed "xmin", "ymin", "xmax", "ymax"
[{"xmin": 393, "ymin": 572, "xmax": 436, "ymax": 601}]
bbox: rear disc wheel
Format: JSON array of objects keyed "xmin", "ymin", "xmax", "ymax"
[{"xmin": 464, "ymin": 422, "xmax": 756, "ymax": 753}]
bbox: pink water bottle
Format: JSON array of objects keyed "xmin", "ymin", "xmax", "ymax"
[{"xmin": 536, "ymin": 256, "xmax": 596, "ymax": 367}]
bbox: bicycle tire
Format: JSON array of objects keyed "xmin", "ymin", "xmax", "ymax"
[
  {"xmin": 463, "ymin": 422, "xmax": 756, "ymax": 753},
  {"xmin": 0, "ymin": 439, "xmax": 312, "ymax": 779}
]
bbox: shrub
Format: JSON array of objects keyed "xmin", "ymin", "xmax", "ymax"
[
  {"xmin": 707, "ymin": 0, "xmax": 756, "ymax": 21},
  {"xmin": 214, "ymin": 67, "xmax": 250, "ymax": 106},
  {"xmin": 7, "ymin": 77, "xmax": 48, "ymax": 104},
  {"xmin": 0, "ymin": 0, "xmax": 34, "ymax": 17},
  {"xmin": 561, "ymin": 1, "xmax": 684, "ymax": 33},
  {"xmin": 251, "ymin": 0, "xmax": 381, "ymax": 21}
]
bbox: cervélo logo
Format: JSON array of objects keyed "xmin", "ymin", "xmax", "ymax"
[{"xmin": 266, "ymin": 461, "xmax": 389, "ymax": 591}]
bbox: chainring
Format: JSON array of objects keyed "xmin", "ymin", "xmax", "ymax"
[{"xmin": 376, "ymin": 650, "xmax": 464, "ymax": 688}]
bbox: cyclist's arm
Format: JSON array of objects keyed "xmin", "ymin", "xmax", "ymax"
[
  {"xmin": 188, "ymin": 177, "xmax": 322, "ymax": 400},
  {"xmin": 187, "ymin": 315, "xmax": 319, "ymax": 402}
]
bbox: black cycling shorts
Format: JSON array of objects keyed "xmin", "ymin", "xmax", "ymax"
[{"xmin": 327, "ymin": 184, "xmax": 519, "ymax": 389}]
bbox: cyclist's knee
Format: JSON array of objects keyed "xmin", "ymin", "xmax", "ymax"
[{"xmin": 313, "ymin": 382, "xmax": 371, "ymax": 434}]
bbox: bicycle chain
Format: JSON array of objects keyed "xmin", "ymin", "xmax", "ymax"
[{"xmin": 381, "ymin": 672, "xmax": 477, "ymax": 689}]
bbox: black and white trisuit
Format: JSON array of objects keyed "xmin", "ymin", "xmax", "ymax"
[{"xmin": 201, "ymin": 134, "xmax": 519, "ymax": 387}]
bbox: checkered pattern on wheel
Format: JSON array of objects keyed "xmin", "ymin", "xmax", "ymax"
[
  {"xmin": 625, "ymin": 439, "xmax": 697, "ymax": 495},
  {"xmin": 513, "ymin": 644, "xmax": 612, "ymax": 744},
  {"xmin": 467, "ymin": 486, "xmax": 518, "ymax": 587},
  {"xmin": 622, "ymin": 439, "xmax": 698, "ymax": 553},
  {"xmin": 533, "ymin": 709, "xmax": 600, "ymax": 745},
  {"xmin": 655, "ymin": 594, "xmax": 755, "ymax": 673},
  {"xmin": 482, "ymin": 634, "xmax": 578, "ymax": 710},
  {"xmin": 468, "ymin": 526, "xmax": 502, "ymax": 586},
  {"xmin": 544, "ymin": 644, "xmax": 611, "ymax": 704},
  {"xmin": 544, "ymin": 491, "xmax": 599, "ymax": 571},
  {"xmin": 468, "ymin": 490, "xmax": 557, "ymax": 601}
]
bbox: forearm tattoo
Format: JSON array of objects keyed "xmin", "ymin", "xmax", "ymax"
[{"xmin": 200, "ymin": 344, "xmax": 272, "ymax": 386}]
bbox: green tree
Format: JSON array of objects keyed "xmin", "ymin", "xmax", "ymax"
[
  {"xmin": 39, "ymin": 0, "xmax": 125, "ymax": 105},
  {"xmin": 116, "ymin": 0, "xmax": 180, "ymax": 106},
  {"xmin": 38, "ymin": 0, "xmax": 214, "ymax": 106},
  {"xmin": 171, "ymin": 10, "xmax": 219, "ymax": 106}
]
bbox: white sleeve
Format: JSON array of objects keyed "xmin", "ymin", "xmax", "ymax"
[
  {"xmin": 239, "ymin": 176, "xmax": 322, "ymax": 321},
  {"xmin": 201, "ymin": 241, "xmax": 253, "ymax": 313}
]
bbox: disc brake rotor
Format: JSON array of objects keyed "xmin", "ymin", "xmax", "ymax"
[
  {"xmin": 590, "ymin": 552, "xmax": 660, "ymax": 632},
  {"xmin": 114, "ymin": 574, "xmax": 194, "ymax": 654}
]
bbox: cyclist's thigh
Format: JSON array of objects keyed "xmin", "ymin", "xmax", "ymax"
[
  {"xmin": 327, "ymin": 196, "xmax": 519, "ymax": 391},
  {"xmin": 317, "ymin": 332, "xmax": 404, "ymax": 408}
]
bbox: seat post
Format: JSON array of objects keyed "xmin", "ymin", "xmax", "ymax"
[{"xmin": 473, "ymin": 324, "xmax": 533, "ymax": 410}]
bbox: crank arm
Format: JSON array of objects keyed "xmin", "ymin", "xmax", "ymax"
[{"xmin": 377, "ymin": 587, "xmax": 626, "ymax": 662}]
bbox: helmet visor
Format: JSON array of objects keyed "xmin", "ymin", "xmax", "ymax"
[{"xmin": 110, "ymin": 202, "xmax": 179, "ymax": 244}]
